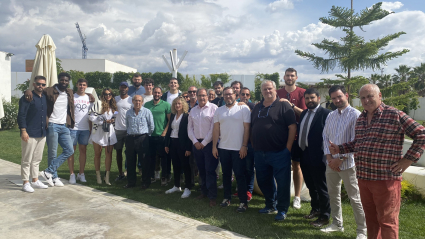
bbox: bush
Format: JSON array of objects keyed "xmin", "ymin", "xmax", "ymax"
[
  {"xmin": 401, "ymin": 180, "xmax": 424, "ymax": 201},
  {"xmin": 1, "ymin": 98, "xmax": 19, "ymax": 130}
]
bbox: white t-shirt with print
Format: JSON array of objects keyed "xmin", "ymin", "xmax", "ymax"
[
  {"xmin": 115, "ymin": 95, "xmax": 133, "ymax": 131},
  {"xmin": 73, "ymin": 93, "xmax": 92, "ymax": 130}
]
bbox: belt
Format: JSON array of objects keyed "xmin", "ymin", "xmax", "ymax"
[
  {"xmin": 197, "ymin": 138, "xmax": 204, "ymax": 142},
  {"xmin": 127, "ymin": 133, "xmax": 147, "ymax": 137}
]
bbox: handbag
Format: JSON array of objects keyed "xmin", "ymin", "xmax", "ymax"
[{"xmin": 102, "ymin": 120, "xmax": 110, "ymax": 132}]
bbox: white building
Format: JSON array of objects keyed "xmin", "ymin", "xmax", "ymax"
[
  {"xmin": 60, "ymin": 59, "xmax": 137, "ymax": 73},
  {"xmin": 0, "ymin": 51, "xmax": 12, "ymax": 102}
]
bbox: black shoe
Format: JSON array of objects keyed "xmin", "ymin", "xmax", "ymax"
[
  {"xmin": 220, "ymin": 199, "xmax": 231, "ymax": 207},
  {"xmin": 304, "ymin": 210, "xmax": 320, "ymax": 219},
  {"xmin": 123, "ymin": 184, "xmax": 135, "ymax": 189},
  {"xmin": 236, "ymin": 203, "xmax": 248, "ymax": 213},
  {"xmin": 141, "ymin": 184, "xmax": 149, "ymax": 190},
  {"xmin": 115, "ymin": 174, "xmax": 126, "ymax": 182},
  {"xmin": 310, "ymin": 217, "xmax": 330, "ymax": 227}
]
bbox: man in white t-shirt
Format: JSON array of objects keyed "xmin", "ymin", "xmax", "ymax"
[
  {"xmin": 115, "ymin": 82, "xmax": 133, "ymax": 181},
  {"xmin": 141, "ymin": 78, "xmax": 154, "ymax": 106},
  {"xmin": 160, "ymin": 77, "xmax": 181, "ymax": 104},
  {"xmin": 212, "ymin": 87, "xmax": 251, "ymax": 213},
  {"xmin": 68, "ymin": 78, "xmax": 93, "ymax": 184}
]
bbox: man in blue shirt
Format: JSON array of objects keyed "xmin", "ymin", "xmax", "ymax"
[
  {"xmin": 123, "ymin": 95, "xmax": 154, "ymax": 189},
  {"xmin": 128, "ymin": 73, "xmax": 146, "ymax": 96},
  {"xmin": 18, "ymin": 76, "xmax": 49, "ymax": 192}
]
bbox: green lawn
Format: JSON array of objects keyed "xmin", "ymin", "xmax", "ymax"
[{"xmin": 1, "ymin": 128, "xmax": 424, "ymax": 239}]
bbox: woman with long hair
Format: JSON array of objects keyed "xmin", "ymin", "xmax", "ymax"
[
  {"xmin": 164, "ymin": 96, "xmax": 193, "ymax": 198},
  {"xmin": 89, "ymin": 88, "xmax": 118, "ymax": 185}
]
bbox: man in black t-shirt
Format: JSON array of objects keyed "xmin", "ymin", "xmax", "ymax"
[
  {"xmin": 211, "ymin": 81, "xmax": 224, "ymax": 106},
  {"xmin": 251, "ymin": 80, "xmax": 297, "ymax": 222}
]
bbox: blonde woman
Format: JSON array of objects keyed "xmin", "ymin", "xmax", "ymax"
[
  {"xmin": 164, "ymin": 96, "xmax": 193, "ymax": 198},
  {"xmin": 89, "ymin": 88, "xmax": 118, "ymax": 185}
]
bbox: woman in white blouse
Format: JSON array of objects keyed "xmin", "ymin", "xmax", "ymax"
[
  {"xmin": 164, "ymin": 97, "xmax": 193, "ymax": 198},
  {"xmin": 89, "ymin": 88, "xmax": 118, "ymax": 185}
]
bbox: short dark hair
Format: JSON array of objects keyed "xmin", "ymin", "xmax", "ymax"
[
  {"xmin": 213, "ymin": 81, "xmax": 223, "ymax": 87},
  {"xmin": 305, "ymin": 88, "xmax": 320, "ymax": 97},
  {"xmin": 170, "ymin": 77, "xmax": 178, "ymax": 82},
  {"xmin": 132, "ymin": 73, "xmax": 142, "ymax": 79},
  {"xmin": 153, "ymin": 86, "xmax": 162, "ymax": 93},
  {"xmin": 241, "ymin": 87, "xmax": 250, "ymax": 92},
  {"xmin": 143, "ymin": 78, "xmax": 154, "ymax": 86},
  {"xmin": 58, "ymin": 72, "xmax": 71, "ymax": 80},
  {"xmin": 77, "ymin": 78, "xmax": 88, "ymax": 85},
  {"xmin": 34, "ymin": 75, "xmax": 46, "ymax": 82},
  {"xmin": 223, "ymin": 87, "xmax": 234, "ymax": 94},
  {"xmin": 328, "ymin": 85, "xmax": 346, "ymax": 96},
  {"xmin": 231, "ymin": 81, "xmax": 243, "ymax": 88},
  {"xmin": 285, "ymin": 68, "xmax": 297, "ymax": 76}
]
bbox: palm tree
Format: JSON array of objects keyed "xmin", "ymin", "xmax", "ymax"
[
  {"xmin": 413, "ymin": 63, "xmax": 425, "ymax": 95},
  {"xmin": 392, "ymin": 64, "xmax": 412, "ymax": 84},
  {"xmin": 369, "ymin": 73, "xmax": 381, "ymax": 84}
]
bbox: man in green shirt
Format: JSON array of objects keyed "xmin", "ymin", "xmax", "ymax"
[{"xmin": 144, "ymin": 87, "xmax": 171, "ymax": 186}]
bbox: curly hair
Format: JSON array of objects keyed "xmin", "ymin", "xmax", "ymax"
[
  {"xmin": 171, "ymin": 96, "xmax": 189, "ymax": 114},
  {"xmin": 101, "ymin": 88, "xmax": 118, "ymax": 114}
]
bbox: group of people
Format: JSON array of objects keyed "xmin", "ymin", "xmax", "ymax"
[{"xmin": 17, "ymin": 68, "xmax": 425, "ymax": 239}]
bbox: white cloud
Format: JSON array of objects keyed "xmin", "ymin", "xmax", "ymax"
[
  {"xmin": 265, "ymin": 0, "xmax": 294, "ymax": 13},
  {"xmin": 381, "ymin": 1, "xmax": 404, "ymax": 12}
]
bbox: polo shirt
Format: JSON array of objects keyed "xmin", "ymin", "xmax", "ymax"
[
  {"xmin": 144, "ymin": 99, "xmax": 171, "ymax": 136},
  {"xmin": 251, "ymin": 98, "xmax": 296, "ymax": 151},
  {"xmin": 128, "ymin": 85, "xmax": 146, "ymax": 97},
  {"xmin": 276, "ymin": 87, "xmax": 306, "ymax": 123},
  {"xmin": 17, "ymin": 91, "xmax": 47, "ymax": 138}
]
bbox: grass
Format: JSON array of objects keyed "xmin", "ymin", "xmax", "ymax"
[{"xmin": 2, "ymin": 128, "xmax": 425, "ymax": 239}]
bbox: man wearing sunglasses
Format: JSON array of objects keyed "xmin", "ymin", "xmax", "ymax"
[
  {"xmin": 187, "ymin": 86, "xmax": 198, "ymax": 112},
  {"xmin": 276, "ymin": 68, "xmax": 307, "ymax": 210},
  {"xmin": 251, "ymin": 80, "xmax": 297, "ymax": 221}
]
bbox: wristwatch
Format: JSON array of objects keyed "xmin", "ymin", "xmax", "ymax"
[
  {"xmin": 291, "ymin": 103, "xmax": 295, "ymax": 108},
  {"xmin": 339, "ymin": 157, "xmax": 345, "ymax": 161}
]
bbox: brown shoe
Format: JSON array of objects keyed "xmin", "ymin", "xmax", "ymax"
[
  {"xmin": 196, "ymin": 194, "xmax": 207, "ymax": 200},
  {"xmin": 304, "ymin": 210, "xmax": 320, "ymax": 219},
  {"xmin": 209, "ymin": 199, "xmax": 216, "ymax": 207},
  {"xmin": 310, "ymin": 218, "xmax": 329, "ymax": 227}
]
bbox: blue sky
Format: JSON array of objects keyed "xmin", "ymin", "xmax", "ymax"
[{"xmin": 1, "ymin": 0, "xmax": 424, "ymax": 83}]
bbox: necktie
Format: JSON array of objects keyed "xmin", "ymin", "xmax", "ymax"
[{"xmin": 300, "ymin": 111, "xmax": 312, "ymax": 151}]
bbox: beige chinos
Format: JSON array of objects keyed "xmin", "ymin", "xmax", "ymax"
[{"xmin": 21, "ymin": 137, "xmax": 46, "ymax": 181}]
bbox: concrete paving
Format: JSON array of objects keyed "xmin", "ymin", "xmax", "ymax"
[{"xmin": 0, "ymin": 159, "xmax": 247, "ymax": 239}]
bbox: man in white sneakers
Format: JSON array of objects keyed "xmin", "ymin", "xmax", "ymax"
[
  {"xmin": 68, "ymin": 78, "xmax": 92, "ymax": 184},
  {"xmin": 141, "ymin": 78, "xmax": 154, "ymax": 105},
  {"xmin": 18, "ymin": 76, "xmax": 49, "ymax": 192}
]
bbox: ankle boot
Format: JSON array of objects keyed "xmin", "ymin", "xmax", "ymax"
[
  {"xmin": 96, "ymin": 171, "xmax": 102, "ymax": 184},
  {"xmin": 104, "ymin": 171, "xmax": 111, "ymax": 185}
]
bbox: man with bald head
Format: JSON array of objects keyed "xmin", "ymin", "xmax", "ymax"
[{"xmin": 329, "ymin": 84, "xmax": 425, "ymax": 239}]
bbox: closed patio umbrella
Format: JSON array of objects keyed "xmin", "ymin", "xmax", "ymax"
[{"xmin": 29, "ymin": 34, "xmax": 58, "ymax": 90}]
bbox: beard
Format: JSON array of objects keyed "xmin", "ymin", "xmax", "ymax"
[
  {"xmin": 307, "ymin": 102, "xmax": 319, "ymax": 109},
  {"xmin": 133, "ymin": 82, "xmax": 141, "ymax": 87}
]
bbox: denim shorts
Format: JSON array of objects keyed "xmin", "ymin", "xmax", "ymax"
[{"xmin": 70, "ymin": 130, "xmax": 90, "ymax": 146}]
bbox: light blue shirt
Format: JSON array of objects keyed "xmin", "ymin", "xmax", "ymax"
[
  {"xmin": 125, "ymin": 107, "xmax": 154, "ymax": 135},
  {"xmin": 128, "ymin": 86, "xmax": 146, "ymax": 97},
  {"xmin": 322, "ymin": 105, "xmax": 361, "ymax": 170}
]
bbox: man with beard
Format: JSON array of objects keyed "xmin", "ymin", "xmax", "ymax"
[
  {"xmin": 231, "ymin": 81, "xmax": 242, "ymax": 100},
  {"xmin": 212, "ymin": 87, "xmax": 251, "ymax": 212},
  {"xmin": 128, "ymin": 73, "xmax": 145, "ymax": 97},
  {"xmin": 144, "ymin": 87, "xmax": 171, "ymax": 186},
  {"xmin": 322, "ymin": 85, "xmax": 366, "ymax": 239},
  {"xmin": 277, "ymin": 68, "xmax": 307, "ymax": 210},
  {"xmin": 298, "ymin": 88, "xmax": 331, "ymax": 227},
  {"xmin": 114, "ymin": 82, "xmax": 133, "ymax": 181},
  {"xmin": 211, "ymin": 81, "xmax": 224, "ymax": 106}
]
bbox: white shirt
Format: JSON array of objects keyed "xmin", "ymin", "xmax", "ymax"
[
  {"xmin": 49, "ymin": 87, "xmax": 68, "ymax": 124},
  {"xmin": 166, "ymin": 91, "xmax": 179, "ymax": 105},
  {"xmin": 115, "ymin": 95, "xmax": 133, "ymax": 131},
  {"xmin": 214, "ymin": 104, "xmax": 251, "ymax": 151},
  {"xmin": 299, "ymin": 104, "xmax": 320, "ymax": 148},
  {"xmin": 73, "ymin": 93, "xmax": 92, "ymax": 130},
  {"xmin": 188, "ymin": 102, "xmax": 218, "ymax": 146},
  {"xmin": 170, "ymin": 114, "xmax": 183, "ymax": 138},
  {"xmin": 141, "ymin": 94, "xmax": 153, "ymax": 106}
]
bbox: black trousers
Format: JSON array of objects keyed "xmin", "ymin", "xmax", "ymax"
[
  {"xmin": 149, "ymin": 136, "xmax": 168, "ymax": 179},
  {"xmin": 125, "ymin": 134, "xmax": 149, "ymax": 187},
  {"xmin": 170, "ymin": 138, "xmax": 192, "ymax": 189},
  {"xmin": 300, "ymin": 147, "xmax": 331, "ymax": 219}
]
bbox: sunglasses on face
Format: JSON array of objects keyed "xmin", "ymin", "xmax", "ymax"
[
  {"xmin": 241, "ymin": 93, "xmax": 250, "ymax": 96},
  {"xmin": 104, "ymin": 93, "xmax": 112, "ymax": 96},
  {"xmin": 36, "ymin": 83, "xmax": 46, "ymax": 87},
  {"xmin": 188, "ymin": 91, "xmax": 196, "ymax": 94}
]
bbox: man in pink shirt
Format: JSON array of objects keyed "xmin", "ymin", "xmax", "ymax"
[{"xmin": 188, "ymin": 88, "xmax": 219, "ymax": 207}]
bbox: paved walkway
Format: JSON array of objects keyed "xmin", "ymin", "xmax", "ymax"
[{"xmin": 0, "ymin": 159, "xmax": 247, "ymax": 239}]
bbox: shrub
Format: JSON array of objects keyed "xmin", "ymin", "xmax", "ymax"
[
  {"xmin": 1, "ymin": 98, "xmax": 19, "ymax": 130},
  {"xmin": 401, "ymin": 180, "xmax": 424, "ymax": 201}
]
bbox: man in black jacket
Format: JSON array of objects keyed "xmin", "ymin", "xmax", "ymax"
[{"xmin": 298, "ymin": 88, "xmax": 331, "ymax": 227}]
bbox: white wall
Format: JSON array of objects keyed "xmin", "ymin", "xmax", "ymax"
[
  {"xmin": 105, "ymin": 60, "xmax": 137, "ymax": 73},
  {"xmin": 0, "ymin": 51, "xmax": 12, "ymax": 102},
  {"xmin": 60, "ymin": 59, "xmax": 137, "ymax": 74},
  {"xmin": 11, "ymin": 72, "xmax": 32, "ymax": 98}
]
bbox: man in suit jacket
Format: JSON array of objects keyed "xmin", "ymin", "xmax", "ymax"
[{"xmin": 298, "ymin": 88, "xmax": 331, "ymax": 227}]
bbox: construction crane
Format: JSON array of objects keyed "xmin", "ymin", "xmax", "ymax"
[{"xmin": 75, "ymin": 22, "xmax": 88, "ymax": 59}]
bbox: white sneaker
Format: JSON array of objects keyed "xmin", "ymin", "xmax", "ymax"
[
  {"xmin": 218, "ymin": 184, "xmax": 224, "ymax": 189},
  {"xmin": 181, "ymin": 188, "xmax": 191, "ymax": 198},
  {"xmin": 77, "ymin": 173, "xmax": 87, "ymax": 182},
  {"xmin": 165, "ymin": 186, "xmax": 181, "ymax": 194},
  {"xmin": 320, "ymin": 224, "xmax": 344, "ymax": 233},
  {"xmin": 155, "ymin": 171, "xmax": 160, "ymax": 180},
  {"xmin": 31, "ymin": 180, "xmax": 48, "ymax": 189},
  {"xmin": 53, "ymin": 178, "xmax": 64, "ymax": 187},
  {"xmin": 293, "ymin": 196, "xmax": 301, "ymax": 209},
  {"xmin": 40, "ymin": 170, "xmax": 54, "ymax": 187},
  {"xmin": 22, "ymin": 182, "xmax": 34, "ymax": 193},
  {"xmin": 356, "ymin": 234, "xmax": 367, "ymax": 239},
  {"xmin": 69, "ymin": 174, "xmax": 76, "ymax": 184}
]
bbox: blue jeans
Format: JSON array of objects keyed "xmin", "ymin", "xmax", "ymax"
[
  {"xmin": 193, "ymin": 142, "xmax": 218, "ymax": 200},
  {"xmin": 70, "ymin": 129, "xmax": 90, "ymax": 146},
  {"xmin": 255, "ymin": 148, "xmax": 291, "ymax": 213},
  {"xmin": 45, "ymin": 123, "xmax": 74, "ymax": 178},
  {"xmin": 219, "ymin": 148, "xmax": 247, "ymax": 203},
  {"xmin": 245, "ymin": 143, "xmax": 255, "ymax": 194}
]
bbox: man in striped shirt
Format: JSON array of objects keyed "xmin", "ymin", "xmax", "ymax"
[
  {"xmin": 322, "ymin": 85, "xmax": 366, "ymax": 239},
  {"xmin": 329, "ymin": 84, "xmax": 425, "ymax": 239}
]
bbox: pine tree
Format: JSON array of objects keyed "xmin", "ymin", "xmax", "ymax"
[{"xmin": 295, "ymin": 1, "xmax": 409, "ymax": 99}]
